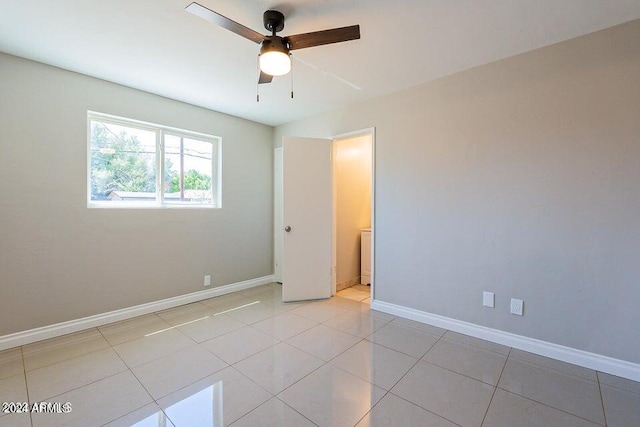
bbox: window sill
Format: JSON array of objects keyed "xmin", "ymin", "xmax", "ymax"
[{"xmin": 87, "ymin": 202, "xmax": 220, "ymax": 210}]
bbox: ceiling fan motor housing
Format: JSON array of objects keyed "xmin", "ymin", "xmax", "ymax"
[
  {"xmin": 260, "ymin": 36, "xmax": 290, "ymax": 55},
  {"xmin": 263, "ymin": 10, "xmax": 285, "ymax": 33}
]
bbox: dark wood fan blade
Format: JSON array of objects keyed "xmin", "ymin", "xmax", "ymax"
[
  {"xmin": 186, "ymin": 2, "xmax": 265, "ymax": 44},
  {"xmin": 286, "ymin": 25, "xmax": 360, "ymax": 50},
  {"xmin": 258, "ymin": 71, "xmax": 273, "ymax": 84}
]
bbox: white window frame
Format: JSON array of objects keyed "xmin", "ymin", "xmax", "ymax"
[{"xmin": 87, "ymin": 111, "xmax": 222, "ymax": 209}]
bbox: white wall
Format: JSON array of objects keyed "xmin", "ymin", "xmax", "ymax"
[
  {"xmin": 275, "ymin": 20, "xmax": 640, "ymax": 364},
  {"xmin": 335, "ymin": 135, "xmax": 371, "ymax": 288},
  {"xmin": 0, "ymin": 53, "xmax": 274, "ymax": 336}
]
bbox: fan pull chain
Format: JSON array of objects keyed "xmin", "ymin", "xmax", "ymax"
[
  {"xmin": 290, "ymin": 53, "xmax": 294, "ymax": 99},
  {"xmin": 256, "ymin": 55, "xmax": 260, "ymax": 102}
]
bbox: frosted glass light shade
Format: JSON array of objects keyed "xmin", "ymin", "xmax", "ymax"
[{"xmin": 260, "ymin": 51, "xmax": 291, "ymax": 76}]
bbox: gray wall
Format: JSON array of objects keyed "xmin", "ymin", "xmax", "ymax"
[
  {"xmin": 275, "ymin": 20, "xmax": 640, "ymax": 364},
  {"xmin": 0, "ymin": 53, "xmax": 274, "ymax": 336}
]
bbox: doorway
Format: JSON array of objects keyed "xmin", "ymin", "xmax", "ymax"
[
  {"xmin": 332, "ymin": 129, "xmax": 374, "ymax": 302},
  {"xmin": 273, "ymin": 129, "xmax": 375, "ymax": 302}
]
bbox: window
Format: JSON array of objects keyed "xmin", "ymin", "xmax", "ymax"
[{"xmin": 88, "ymin": 112, "xmax": 221, "ymax": 208}]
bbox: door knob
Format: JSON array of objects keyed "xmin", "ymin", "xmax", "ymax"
[{"xmin": 284, "ymin": 226, "xmax": 291, "ymax": 232}]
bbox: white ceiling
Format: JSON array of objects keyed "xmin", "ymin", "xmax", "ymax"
[{"xmin": 1, "ymin": 1, "xmax": 640, "ymax": 126}]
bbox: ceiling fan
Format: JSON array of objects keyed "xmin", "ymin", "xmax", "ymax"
[{"xmin": 185, "ymin": 2, "xmax": 360, "ymax": 88}]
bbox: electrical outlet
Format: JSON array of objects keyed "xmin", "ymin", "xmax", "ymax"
[
  {"xmin": 204, "ymin": 275, "xmax": 212, "ymax": 287},
  {"xmin": 510, "ymin": 298, "xmax": 523, "ymax": 316},
  {"xmin": 483, "ymin": 291, "xmax": 495, "ymax": 308}
]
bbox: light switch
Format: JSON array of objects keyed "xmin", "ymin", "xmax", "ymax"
[{"xmin": 483, "ymin": 291, "xmax": 495, "ymax": 308}]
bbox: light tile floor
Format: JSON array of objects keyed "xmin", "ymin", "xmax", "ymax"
[{"xmin": 0, "ymin": 283, "xmax": 638, "ymax": 426}]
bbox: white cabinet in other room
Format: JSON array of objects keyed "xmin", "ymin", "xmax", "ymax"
[{"xmin": 361, "ymin": 229, "xmax": 371, "ymax": 285}]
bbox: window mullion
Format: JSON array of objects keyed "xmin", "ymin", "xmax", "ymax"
[
  {"xmin": 180, "ymin": 136, "xmax": 185, "ymax": 202},
  {"xmin": 158, "ymin": 130, "xmax": 164, "ymax": 206}
]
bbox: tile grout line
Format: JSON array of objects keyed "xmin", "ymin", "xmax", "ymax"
[
  {"xmin": 203, "ymin": 328, "xmax": 283, "ymax": 366},
  {"xmin": 17, "ymin": 339, "xmax": 173, "ymax": 426},
  {"xmin": 441, "ymin": 332, "xmax": 511, "ymax": 357},
  {"xmin": 139, "ymin": 367, "xmax": 234, "ymax": 427},
  {"xmin": 224, "ymin": 397, "xmax": 285, "ymax": 427},
  {"xmin": 22, "ymin": 329, "xmax": 147, "ymax": 424},
  {"xmin": 249, "ymin": 340, "xmax": 313, "ymax": 365},
  {"xmin": 112, "ymin": 323, "xmax": 200, "ymax": 368},
  {"xmin": 95, "ymin": 327, "xmax": 159, "ymax": 427},
  {"xmin": 217, "ymin": 365, "xmax": 279, "ymax": 424},
  {"xmin": 364, "ymin": 326, "xmax": 443, "ymax": 359},
  {"xmin": 20, "ymin": 345, "xmax": 34, "ymax": 427},
  {"xmin": 273, "ymin": 335, "xmax": 366, "ymax": 387},
  {"xmin": 109, "ymin": 294, "xmax": 357, "ymax": 424},
  {"xmin": 351, "ymin": 395, "xmax": 386, "ymax": 425},
  {"xmin": 224, "ymin": 394, "xmax": 320, "ymax": 427},
  {"xmin": 389, "ymin": 393, "xmax": 464, "ymax": 427},
  {"xmin": 98, "ymin": 313, "xmax": 173, "ymax": 347},
  {"xmin": 388, "ymin": 317, "xmax": 449, "ymax": 337},
  {"xmin": 29, "ymin": 368, "xmax": 127, "ymax": 405},
  {"xmin": 318, "ymin": 310, "xmax": 393, "ymax": 336},
  {"xmin": 137, "ymin": 351, "xmax": 230, "ymax": 401},
  {"xmin": 273, "ymin": 396, "xmax": 320, "ymax": 427},
  {"xmin": 122, "ymin": 326, "xmax": 282, "ymax": 426},
  {"xmin": 326, "ymin": 331, "xmax": 420, "ymax": 385},
  {"xmin": 253, "ymin": 323, "xmax": 371, "ymax": 423},
  {"xmin": 494, "ymin": 353, "xmax": 607, "ymax": 426},
  {"xmin": 596, "ymin": 371, "xmax": 640, "ymax": 394},
  {"xmin": 352, "ymin": 328, "xmax": 458, "ymax": 427},
  {"xmin": 420, "ymin": 356, "xmax": 506, "ymax": 389},
  {"xmin": 275, "ymin": 359, "xmax": 361, "ymax": 425},
  {"xmin": 289, "ymin": 308, "xmax": 350, "ymax": 326},
  {"xmin": 20, "ymin": 328, "xmax": 111, "ymax": 372},
  {"xmin": 229, "ymin": 288, "xmax": 330, "ymax": 426},
  {"xmin": 479, "ymin": 347, "xmax": 511, "ymax": 427},
  {"xmin": 596, "ymin": 372, "xmax": 608, "ymax": 427},
  {"xmin": 285, "ymin": 311, "xmax": 371, "ymax": 363},
  {"xmin": 22, "ymin": 330, "xmax": 120, "ymax": 396},
  {"xmin": 285, "ymin": 298, "xmax": 371, "ymax": 347},
  {"xmin": 494, "ymin": 386, "xmax": 608, "ymax": 426},
  {"xmin": 508, "ymin": 354, "xmax": 599, "ymax": 383},
  {"xmin": 110, "ymin": 329, "xmax": 235, "ymax": 404},
  {"xmin": 22, "ymin": 343, "xmax": 111, "ymax": 375},
  {"xmin": 254, "ymin": 314, "xmax": 321, "ymax": 342}
]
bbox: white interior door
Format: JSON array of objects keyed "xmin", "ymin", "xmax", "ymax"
[{"xmin": 282, "ymin": 136, "xmax": 332, "ymax": 302}]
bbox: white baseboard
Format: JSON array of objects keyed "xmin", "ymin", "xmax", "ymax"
[
  {"xmin": 336, "ymin": 277, "xmax": 361, "ymax": 292},
  {"xmin": 0, "ymin": 275, "xmax": 275, "ymax": 351},
  {"xmin": 371, "ymin": 299, "xmax": 640, "ymax": 382}
]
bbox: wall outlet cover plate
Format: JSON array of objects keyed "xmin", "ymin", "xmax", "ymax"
[{"xmin": 510, "ymin": 298, "xmax": 524, "ymax": 316}]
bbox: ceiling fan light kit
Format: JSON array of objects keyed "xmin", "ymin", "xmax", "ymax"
[
  {"xmin": 259, "ymin": 38, "xmax": 291, "ymax": 76},
  {"xmin": 185, "ymin": 2, "xmax": 360, "ymax": 99}
]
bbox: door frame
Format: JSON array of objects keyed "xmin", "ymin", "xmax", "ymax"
[
  {"xmin": 274, "ymin": 147, "xmax": 283, "ymax": 283},
  {"xmin": 331, "ymin": 127, "xmax": 376, "ymax": 301}
]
